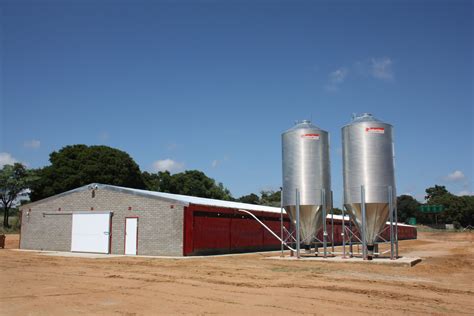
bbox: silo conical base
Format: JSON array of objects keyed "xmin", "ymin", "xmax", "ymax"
[
  {"xmin": 284, "ymin": 205, "xmax": 324, "ymax": 246},
  {"xmin": 344, "ymin": 203, "xmax": 389, "ymax": 247}
]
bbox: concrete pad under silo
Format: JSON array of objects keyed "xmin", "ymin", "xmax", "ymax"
[{"xmin": 264, "ymin": 255, "xmax": 422, "ymax": 267}]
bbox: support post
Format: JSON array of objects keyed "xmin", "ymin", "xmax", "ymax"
[
  {"xmin": 389, "ymin": 186, "xmax": 395, "ymax": 260},
  {"xmin": 296, "ymin": 188, "xmax": 301, "ymax": 259},
  {"xmin": 280, "ymin": 187, "xmax": 284, "ymax": 257},
  {"xmin": 394, "ymin": 201, "xmax": 399, "ymax": 258},
  {"xmin": 331, "ymin": 191, "xmax": 334, "ymax": 254},
  {"xmin": 361, "ymin": 185, "xmax": 367, "ymax": 260},
  {"xmin": 349, "ymin": 215, "xmax": 353, "ymax": 257},
  {"xmin": 322, "ymin": 189, "xmax": 327, "ymax": 258},
  {"xmin": 342, "ymin": 204, "xmax": 346, "ymax": 258}
]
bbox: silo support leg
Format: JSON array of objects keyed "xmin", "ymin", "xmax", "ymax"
[
  {"xmin": 322, "ymin": 189, "xmax": 327, "ymax": 258},
  {"xmin": 342, "ymin": 204, "xmax": 347, "ymax": 259},
  {"xmin": 295, "ymin": 189, "xmax": 301, "ymax": 259},
  {"xmin": 331, "ymin": 191, "xmax": 335, "ymax": 254},
  {"xmin": 361, "ymin": 185, "xmax": 368, "ymax": 260},
  {"xmin": 349, "ymin": 218, "xmax": 354, "ymax": 258},
  {"xmin": 389, "ymin": 186, "xmax": 395, "ymax": 260},
  {"xmin": 394, "ymin": 204, "xmax": 399, "ymax": 258},
  {"xmin": 280, "ymin": 188, "xmax": 284, "ymax": 258}
]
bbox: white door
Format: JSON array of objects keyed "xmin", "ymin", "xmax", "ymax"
[
  {"xmin": 125, "ymin": 218, "xmax": 138, "ymax": 255},
  {"xmin": 71, "ymin": 213, "xmax": 110, "ymax": 253}
]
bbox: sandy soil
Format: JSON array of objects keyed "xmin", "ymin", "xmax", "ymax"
[{"xmin": 0, "ymin": 232, "xmax": 473, "ymax": 315}]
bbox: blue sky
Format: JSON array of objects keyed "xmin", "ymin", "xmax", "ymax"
[{"xmin": 1, "ymin": 0, "xmax": 472, "ymax": 204}]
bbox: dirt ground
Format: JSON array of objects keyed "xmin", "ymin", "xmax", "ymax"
[{"xmin": 0, "ymin": 232, "xmax": 473, "ymax": 315}]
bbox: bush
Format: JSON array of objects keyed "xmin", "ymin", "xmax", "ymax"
[
  {"xmin": 0, "ymin": 216, "xmax": 20, "ymax": 234},
  {"xmin": 452, "ymin": 221, "xmax": 462, "ymax": 230}
]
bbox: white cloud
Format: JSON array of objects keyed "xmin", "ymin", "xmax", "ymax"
[
  {"xmin": 324, "ymin": 57, "xmax": 395, "ymax": 91},
  {"xmin": 354, "ymin": 57, "xmax": 395, "ymax": 80},
  {"xmin": 370, "ymin": 57, "xmax": 394, "ymax": 80},
  {"xmin": 0, "ymin": 152, "xmax": 18, "ymax": 167},
  {"xmin": 151, "ymin": 159, "xmax": 184, "ymax": 174},
  {"xmin": 457, "ymin": 190, "xmax": 473, "ymax": 196},
  {"xmin": 211, "ymin": 160, "xmax": 219, "ymax": 168},
  {"xmin": 329, "ymin": 68, "xmax": 348, "ymax": 83},
  {"xmin": 325, "ymin": 67, "xmax": 348, "ymax": 92},
  {"xmin": 23, "ymin": 139, "xmax": 41, "ymax": 149},
  {"xmin": 444, "ymin": 170, "xmax": 465, "ymax": 182}
]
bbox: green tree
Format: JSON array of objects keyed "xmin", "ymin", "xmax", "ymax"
[
  {"xmin": 458, "ymin": 195, "xmax": 474, "ymax": 227},
  {"xmin": 429, "ymin": 192, "xmax": 473, "ymax": 227},
  {"xmin": 332, "ymin": 207, "xmax": 343, "ymax": 215},
  {"xmin": 154, "ymin": 171, "xmax": 173, "ymax": 193},
  {"xmin": 259, "ymin": 190, "xmax": 281, "ymax": 207},
  {"xmin": 145, "ymin": 170, "xmax": 233, "ymax": 200},
  {"xmin": 397, "ymin": 195, "xmax": 420, "ymax": 223},
  {"xmin": 420, "ymin": 185, "xmax": 474, "ymax": 227},
  {"xmin": 142, "ymin": 171, "xmax": 160, "ymax": 191},
  {"xmin": 31, "ymin": 145, "xmax": 145, "ymax": 201},
  {"xmin": 0, "ymin": 163, "xmax": 37, "ymax": 228},
  {"xmin": 425, "ymin": 185, "xmax": 449, "ymax": 200},
  {"xmin": 237, "ymin": 193, "xmax": 260, "ymax": 205}
]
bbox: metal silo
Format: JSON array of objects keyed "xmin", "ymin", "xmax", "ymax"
[
  {"xmin": 282, "ymin": 120, "xmax": 331, "ymax": 255},
  {"xmin": 342, "ymin": 113, "xmax": 396, "ymax": 259}
]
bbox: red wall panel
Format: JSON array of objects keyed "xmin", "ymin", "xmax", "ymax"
[
  {"xmin": 193, "ymin": 216, "xmax": 231, "ymax": 253},
  {"xmin": 183, "ymin": 207, "xmax": 194, "ymax": 255},
  {"xmin": 182, "ymin": 204, "xmax": 417, "ymax": 256},
  {"xmin": 263, "ymin": 221, "xmax": 284, "ymax": 246},
  {"xmin": 230, "ymin": 217, "xmax": 263, "ymax": 249}
]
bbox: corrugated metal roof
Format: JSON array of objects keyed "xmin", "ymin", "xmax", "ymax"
[
  {"xmin": 97, "ymin": 184, "xmax": 284, "ymax": 214},
  {"xmin": 100, "ymin": 185, "xmax": 413, "ymax": 226}
]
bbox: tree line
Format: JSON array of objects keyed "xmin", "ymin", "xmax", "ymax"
[
  {"xmin": 1, "ymin": 144, "xmax": 473, "ymax": 228},
  {"xmin": 397, "ymin": 185, "xmax": 473, "ymax": 229},
  {"xmin": 0, "ymin": 145, "xmax": 280, "ymax": 228}
]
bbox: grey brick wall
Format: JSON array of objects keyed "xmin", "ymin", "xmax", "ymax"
[
  {"xmin": 20, "ymin": 211, "xmax": 72, "ymax": 251},
  {"xmin": 20, "ymin": 188, "xmax": 185, "ymax": 256}
]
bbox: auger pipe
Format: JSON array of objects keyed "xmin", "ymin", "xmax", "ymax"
[{"xmin": 236, "ymin": 209, "xmax": 297, "ymax": 252}]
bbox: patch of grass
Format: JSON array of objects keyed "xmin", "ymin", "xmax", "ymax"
[{"xmin": 0, "ymin": 216, "xmax": 20, "ymax": 234}]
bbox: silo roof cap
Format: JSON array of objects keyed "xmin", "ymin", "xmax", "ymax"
[
  {"xmin": 344, "ymin": 113, "xmax": 392, "ymax": 127},
  {"xmin": 284, "ymin": 120, "xmax": 323, "ymax": 133},
  {"xmin": 352, "ymin": 113, "xmax": 380, "ymax": 122}
]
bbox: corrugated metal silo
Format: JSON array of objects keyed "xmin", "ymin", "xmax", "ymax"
[
  {"xmin": 342, "ymin": 113, "xmax": 396, "ymax": 257},
  {"xmin": 282, "ymin": 120, "xmax": 331, "ymax": 248}
]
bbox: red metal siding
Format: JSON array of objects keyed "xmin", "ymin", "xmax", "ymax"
[
  {"xmin": 183, "ymin": 204, "xmax": 291, "ymax": 255},
  {"xmin": 193, "ymin": 216, "xmax": 231, "ymax": 252},
  {"xmin": 231, "ymin": 214, "xmax": 263, "ymax": 249},
  {"xmin": 183, "ymin": 207, "xmax": 194, "ymax": 256},
  {"xmin": 262, "ymin": 220, "xmax": 284, "ymax": 246},
  {"xmin": 182, "ymin": 204, "xmax": 417, "ymax": 256}
]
